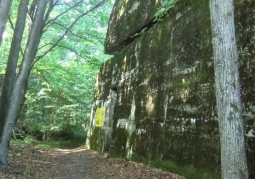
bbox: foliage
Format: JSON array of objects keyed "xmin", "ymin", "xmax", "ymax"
[
  {"xmin": 131, "ymin": 27, "xmax": 148, "ymax": 38},
  {"xmin": 154, "ymin": 0, "xmax": 177, "ymax": 22},
  {"xmin": 0, "ymin": 0, "xmax": 115, "ymax": 143}
]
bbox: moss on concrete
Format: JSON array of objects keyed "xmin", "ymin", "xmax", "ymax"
[
  {"xmin": 89, "ymin": 127, "xmax": 104, "ymax": 152},
  {"xmin": 89, "ymin": 0, "xmax": 255, "ymax": 178},
  {"xmin": 110, "ymin": 127, "xmax": 128, "ymax": 158},
  {"xmin": 105, "ymin": 0, "xmax": 163, "ymax": 53}
]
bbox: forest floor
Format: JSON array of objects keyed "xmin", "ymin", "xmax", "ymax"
[{"xmin": 0, "ymin": 141, "xmax": 186, "ymax": 179}]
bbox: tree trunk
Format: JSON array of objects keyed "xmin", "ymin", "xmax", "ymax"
[
  {"xmin": 0, "ymin": 0, "xmax": 48, "ymax": 165},
  {"xmin": 0, "ymin": 0, "xmax": 29, "ymax": 135},
  {"xmin": 0, "ymin": 0, "xmax": 13, "ymax": 46},
  {"xmin": 209, "ymin": 0, "xmax": 249, "ymax": 178}
]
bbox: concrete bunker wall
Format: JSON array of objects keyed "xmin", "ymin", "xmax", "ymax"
[{"xmin": 87, "ymin": 0, "xmax": 255, "ymax": 178}]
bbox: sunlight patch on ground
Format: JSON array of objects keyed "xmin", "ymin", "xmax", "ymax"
[
  {"xmin": 56, "ymin": 148, "xmax": 87, "ymax": 153},
  {"xmin": 44, "ymin": 147, "xmax": 99, "ymax": 157},
  {"xmin": 30, "ymin": 160, "xmax": 51, "ymax": 164}
]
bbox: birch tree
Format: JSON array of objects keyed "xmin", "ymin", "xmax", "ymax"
[{"xmin": 209, "ymin": 0, "xmax": 249, "ymax": 178}]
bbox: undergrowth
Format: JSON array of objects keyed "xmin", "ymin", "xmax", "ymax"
[{"xmin": 12, "ymin": 129, "xmax": 87, "ymax": 149}]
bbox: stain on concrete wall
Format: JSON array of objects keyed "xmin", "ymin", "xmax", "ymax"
[
  {"xmin": 87, "ymin": 0, "xmax": 255, "ymax": 178},
  {"xmin": 104, "ymin": 0, "xmax": 164, "ymax": 54}
]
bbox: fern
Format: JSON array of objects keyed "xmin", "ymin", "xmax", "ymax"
[{"xmin": 154, "ymin": 0, "xmax": 177, "ymax": 22}]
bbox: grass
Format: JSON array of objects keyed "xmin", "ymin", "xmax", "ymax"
[
  {"xmin": 129, "ymin": 152, "xmax": 220, "ymax": 179},
  {"xmin": 12, "ymin": 129, "xmax": 87, "ymax": 149},
  {"xmin": 161, "ymin": 161, "xmax": 221, "ymax": 179}
]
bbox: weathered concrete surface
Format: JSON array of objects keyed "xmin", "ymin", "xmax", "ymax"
[
  {"xmin": 88, "ymin": 0, "xmax": 255, "ymax": 178},
  {"xmin": 104, "ymin": 0, "xmax": 164, "ymax": 54}
]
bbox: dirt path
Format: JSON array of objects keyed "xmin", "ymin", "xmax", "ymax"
[
  {"xmin": 46, "ymin": 148, "xmax": 101, "ymax": 179},
  {"xmin": 0, "ymin": 143, "xmax": 186, "ymax": 179}
]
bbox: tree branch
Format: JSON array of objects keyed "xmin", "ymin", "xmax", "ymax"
[
  {"xmin": 31, "ymin": 0, "xmax": 108, "ymax": 68},
  {"xmin": 45, "ymin": 21, "xmax": 93, "ymax": 42},
  {"xmin": 43, "ymin": 0, "xmax": 54, "ymax": 24},
  {"xmin": 44, "ymin": 0, "xmax": 83, "ymax": 28}
]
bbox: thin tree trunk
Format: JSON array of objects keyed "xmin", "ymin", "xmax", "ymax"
[
  {"xmin": 0, "ymin": 0, "xmax": 13, "ymax": 46},
  {"xmin": 209, "ymin": 0, "xmax": 248, "ymax": 178},
  {"xmin": 0, "ymin": 0, "xmax": 48, "ymax": 165},
  {"xmin": 0, "ymin": 0, "xmax": 29, "ymax": 135}
]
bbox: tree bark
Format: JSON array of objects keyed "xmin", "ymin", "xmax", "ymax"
[
  {"xmin": 209, "ymin": 0, "xmax": 249, "ymax": 178},
  {"xmin": 0, "ymin": 0, "xmax": 48, "ymax": 165},
  {"xmin": 0, "ymin": 0, "xmax": 13, "ymax": 46},
  {"xmin": 0, "ymin": 0, "xmax": 29, "ymax": 135}
]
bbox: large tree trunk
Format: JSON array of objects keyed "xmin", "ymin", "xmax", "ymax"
[
  {"xmin": 0, "ymin": 0, "xmax": 13, "ymax": 46},
  {"xmin": 209, "ymin": 0, "xmax": 249, "ymax": 178},
  {"xmin": 0, "ymin": 0, "xmax": 48, "ymax": 165},
  {"xmin": 0, "ymin": 0, "xmax": 29, "ymax": 135}
]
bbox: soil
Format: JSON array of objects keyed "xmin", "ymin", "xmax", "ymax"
[{"xmin": 0, "ymin": 142, "xmax": 186, "ymax": 179}]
